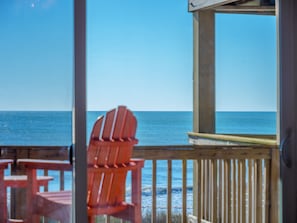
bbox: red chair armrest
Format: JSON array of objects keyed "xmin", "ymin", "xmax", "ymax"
[{"xmin": 18, "ymin": 159, "xmax": 72, "ymax": 171}]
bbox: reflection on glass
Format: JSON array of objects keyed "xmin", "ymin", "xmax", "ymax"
[{"xmin": 0, "ymin": 1, "xmax": 73, "ymax": 222}]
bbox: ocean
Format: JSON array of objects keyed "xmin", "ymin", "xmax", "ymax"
[
  {"xmin": 0, "ymin": 111, "xmax": 276, "ymax": 146},
  {"xmin": 0, "ymin": 111, "xmax": 276, "ymax": 213}
]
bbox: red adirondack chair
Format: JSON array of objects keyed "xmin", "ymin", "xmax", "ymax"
[{"xmin": 19, "ymin": 106, "xmax": 144, "ymax": 223}]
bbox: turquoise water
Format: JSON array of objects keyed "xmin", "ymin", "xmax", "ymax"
[
  {"xmin": 0, "ymin": 111, "xmax": 276, "ymax": 146},
  {"xmin": 0, "ymin": 111, "xmax": 276, "ymax": 212}
]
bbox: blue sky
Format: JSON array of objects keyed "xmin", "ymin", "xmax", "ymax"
[{"xmin": 0, "ymin": 0, "xmax": 276, "ymax": 111}]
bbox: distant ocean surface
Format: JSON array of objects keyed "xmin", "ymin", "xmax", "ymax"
[
  {"xmin": 0, "ymin": 111, "xmax": 276, "ymax": 146},
  {"xmin": 0, "ymin": 111, "xmax": 276, "ymax": 213}
]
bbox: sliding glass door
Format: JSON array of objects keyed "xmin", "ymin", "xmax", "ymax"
[{"xmin": 0, "ymin": 0, "xmax": 85, "ymax": 221}]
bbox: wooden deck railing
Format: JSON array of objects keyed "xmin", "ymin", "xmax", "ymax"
[
  {"xmin": 134, "ymin": 145, "xmax": 279, "ymax": 223},
  {"xmin": 0, "ymin": 144, "xmax": 279, "ymax": 223}
]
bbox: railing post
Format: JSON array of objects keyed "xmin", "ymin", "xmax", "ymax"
[{"xmin": 270, "ymin": 148, "xmax": 280, "ymax": 223}]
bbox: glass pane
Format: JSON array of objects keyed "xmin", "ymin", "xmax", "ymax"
[
  {"xmin": 87, "ymin": 0, "xmax": 192, "ymax": 144},
  {"xmin": 0, "ymin": 1, "xmax": 73, "ymax": 222},
  {"xmin": 215, "ymin": 14, "xmax": 277, "ymax": 135},
  {"xmin": 87, "ymin": 1, "xmax": 192, "ymax": 222}
]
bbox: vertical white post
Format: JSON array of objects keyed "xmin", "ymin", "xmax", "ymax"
[
  {"xmin": 192, "ymin": 10, "xmax": 215, "ymax": 218},
  {"xmin": 73, "ymin": 0, "xmax": 87, "ymax": 222},
  {"xmin": 192, "ymin": 10, "xmax": 215, "ymax": 133}
]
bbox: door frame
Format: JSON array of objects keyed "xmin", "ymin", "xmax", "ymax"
[{"xmin": 73, "ymin": 0, "xmax": 87, "ymax": 222}]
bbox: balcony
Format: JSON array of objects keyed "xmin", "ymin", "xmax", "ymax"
[{"xmin": 0, "ymin": 139, "xmax": 279, "ymax": 223}]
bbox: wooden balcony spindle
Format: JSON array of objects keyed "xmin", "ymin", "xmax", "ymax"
[
  {"xmin": 152, "ymin": 160, "xmax": 157, "ymax": 223},
  {"xmin": 256, "ymin": 159, "xmax": 263, "ymax": 223},
  {"xmin": 182, "ymin": 159, "xmax": 187, "ymax": 223},
  {"xmin": 167, "ymin": 160, "xmax": 172, "ymax": 223}
]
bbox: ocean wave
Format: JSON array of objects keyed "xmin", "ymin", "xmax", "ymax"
[{"xmin": 126, "ymin": 186, "xmax": 193, "ymax": 197}]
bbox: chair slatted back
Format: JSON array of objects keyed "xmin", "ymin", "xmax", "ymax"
[{"xmin": 87, "ymin": 106, "xmax": 138, "ymax": 208}]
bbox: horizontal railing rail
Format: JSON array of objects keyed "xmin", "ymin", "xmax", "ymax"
[{"xmin": 0, "ymin": 145, "xmax": 279, "ymax": 223}]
